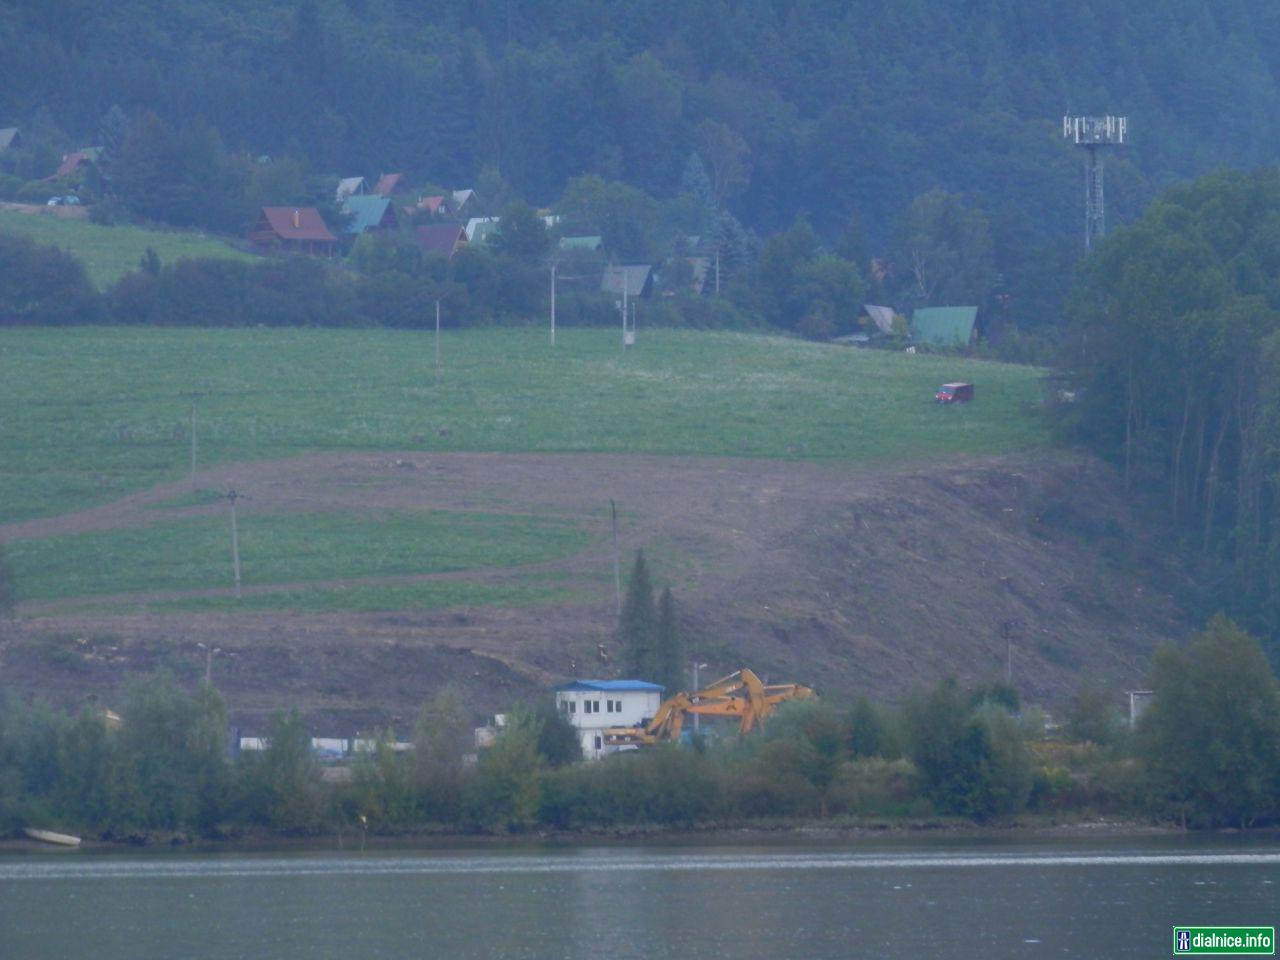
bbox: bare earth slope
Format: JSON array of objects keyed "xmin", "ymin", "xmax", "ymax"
[{"xmin": 0, "ymin": 451, "xmax": 1190, "ymax": 732}]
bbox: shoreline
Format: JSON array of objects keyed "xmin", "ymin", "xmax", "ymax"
[{"xmin": 7, "ymin": 818, "xmax": 1274, "ymax": 855}]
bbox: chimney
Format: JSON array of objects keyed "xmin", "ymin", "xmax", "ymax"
[{"xmin": 292, "ymin": 209, "xmax": 300, "ymax": 229}]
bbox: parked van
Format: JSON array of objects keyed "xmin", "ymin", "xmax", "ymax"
[{"xmin": 935, "ymin": 382, "xmax": 974, "ymax": 404}]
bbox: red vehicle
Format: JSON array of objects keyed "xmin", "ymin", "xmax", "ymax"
[{"xmin": 935, "ymin": 382, "xmax": 974, "ymax": 404}]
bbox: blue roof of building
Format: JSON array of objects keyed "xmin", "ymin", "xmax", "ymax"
[{"xmin": 556, "ymin": 679, "xmax": 664, "ymax": 692}]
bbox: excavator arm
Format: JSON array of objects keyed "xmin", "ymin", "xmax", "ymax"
[{"xmin": 602, "ymin": 668, "xmax": 815, "ymax": 747}]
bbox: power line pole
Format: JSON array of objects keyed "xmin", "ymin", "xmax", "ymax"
[
  {"xmin": 227, "ymin": 489, "xmax": 242, "ymax": 600},
  {"xmin": 434, "ymin": 298, "xmax": 442, "ymax": 384},
  {"xmin": 550, "ymin": 260, "xmax": 557, "ymax": 346}
]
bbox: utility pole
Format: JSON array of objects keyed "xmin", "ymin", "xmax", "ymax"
[
  {"xmin": 227, "ymin": 489, "xmax": 242, "ymax": 600},
  {"xmin": 714, "ymin": 247, "xmax": 720, "ymax": 296},
  {"xmin": 621, "ymin": 275, "xmax": 629, "ymax": 349},
  {"xmin": 182, "ymin": 391, "xmax": 205, "ymax": 490},
  {"xmin": 550, "ymin": 261, "xmax": 557, "ymax": 346},
  {"xmin": 610, "ymin": 499, "xmax": 621, "ymax": 615},
  {"xmin": 434, "ymin": 298, "xmax": 441, "ymax": 383}
]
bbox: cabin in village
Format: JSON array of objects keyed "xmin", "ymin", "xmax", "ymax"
[
  {"xmin": 407, "ymin": 195, "xmax": 452, "ymax": 218},
  {"xmin": 335, "ymin": 176, "xmax": 366, "ymax": 202},
  {"xmin": 601, "ymin": 264, "xmax": 654, "ymax": 299},
  {"xmin": 414, "ymin": 223, "xmax": 468, "ymax": 260},
  {"xmin": 42, "ymin": 147, "xmax": 100, "ymax": 181},
  {"xmin": 558, "ymin": 235, "xmax": 604, "ymax": 253},
  {"xmin": 341, "ymin": 194, "xmax": 399, "ymax": 234},
  {"xmin": 248, "ymin": 207, "xmax": 338, "ymax": 257},
  {"xmin": 465, "ymin": 217, "xmax": 500, "ymax": 245},
  {"xmin": 451, "ymin": 188, "xmax": 477, "ymax": 216},
  {"xmin": 372, "ymin": 172, "xmax": 410, "ymax": 196}
]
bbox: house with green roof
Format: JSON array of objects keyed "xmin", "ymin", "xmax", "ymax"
[
  {"xmin": 911, "ymin": 306, "xmax": 978, "ymax": 349},
  {"xmin": 340, "ymin": 195, "xmax": 399, "ymax": 234},
  {"xmin": 558, "ymin": 235, "xmax": 604, "ymax": 252}
]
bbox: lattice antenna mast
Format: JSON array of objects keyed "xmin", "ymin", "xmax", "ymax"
[{"xmin": 1063, "ymin": 115, "xmax": 1127, "ymax": 251}]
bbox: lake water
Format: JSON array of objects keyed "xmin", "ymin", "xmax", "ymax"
[{"xmin": 1, "ymin": 834, "xmax": 1277, "ymax": 959}]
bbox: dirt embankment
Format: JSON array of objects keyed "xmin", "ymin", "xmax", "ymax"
[{"xmin": 0, "ymin": 451, "xmax": 1192, "ymax": 733}]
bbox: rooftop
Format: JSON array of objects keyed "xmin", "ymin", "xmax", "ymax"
[{"xmin": 556, "ymin": 679, "xmax": 665, "ymax": 693}]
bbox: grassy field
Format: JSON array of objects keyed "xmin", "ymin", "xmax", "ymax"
[
  {"xmin": 0, "ymin": 326, "xmax": 1048, "ymax": 522},
  {"xmin": 0, "ymin": 210, "xmax": 255, "ymax": 288},
  {"xmin": 8, "ymin": 510, "xmax": 590, "ymax": 603}
]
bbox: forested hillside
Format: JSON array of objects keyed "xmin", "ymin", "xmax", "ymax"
[{"xmin": 4, "ymin": 0, "xmax": 1280, "ymax": 330}]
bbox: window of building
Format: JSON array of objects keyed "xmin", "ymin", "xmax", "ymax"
[
  {"xmin": 594, "ymin": 736, "xmax": 602, "ymax": 750},
  {"xmin": 569, "ymin": 701, "xmax": 576, "ymax": 714}
]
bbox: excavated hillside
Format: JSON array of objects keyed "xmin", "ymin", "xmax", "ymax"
[{"xmin": 0, "ymin": 451, "xmax": 1192, "ymax": 733}]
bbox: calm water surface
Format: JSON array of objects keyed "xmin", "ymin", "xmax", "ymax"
[{"xmin": 1, "ymin": 834, "xmax": 1276, "ymax": 959}]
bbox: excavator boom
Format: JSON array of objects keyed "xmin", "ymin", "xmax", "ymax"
[{"xmin": 602, "ymin": 667, "xmax": 814, "ymax": 747}]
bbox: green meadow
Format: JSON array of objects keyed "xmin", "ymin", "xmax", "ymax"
[
  {"xmin": 0, "ymin": 210, "xmax": 254, "ymax": 289},
  {"xmin": 0, "ymin": 326, "xmax": 1048, "ymax": 523},
  {"xmin": 7, "ymin": 510, "xmax": 590, "ymax": 603}
]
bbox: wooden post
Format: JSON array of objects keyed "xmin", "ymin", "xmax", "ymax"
[
  {"xmin": 550, "ymin": 261, "xmax": 557, "ymax": 346},
  {"xmin": 434, "ymin": 299, "xmax": 441, "ymax": 383}
]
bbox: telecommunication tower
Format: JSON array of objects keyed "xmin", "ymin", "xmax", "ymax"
[{"xmin": 1062, "ymin": 115, "xmax": 1127, "ymax": 251}]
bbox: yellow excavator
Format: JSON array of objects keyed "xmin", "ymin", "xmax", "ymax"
[{"xmin": 602, "ymin": 668, "xmax": 815, "ymax": 747}]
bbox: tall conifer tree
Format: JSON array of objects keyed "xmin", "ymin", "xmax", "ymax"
[{"xmin": 619, "ymin": 550, "xmax": 656, "ymax": 681}]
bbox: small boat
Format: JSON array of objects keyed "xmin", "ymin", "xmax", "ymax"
[{"xmin": 23, "ymin": 828, "xmax": 81, "ymax": 847}]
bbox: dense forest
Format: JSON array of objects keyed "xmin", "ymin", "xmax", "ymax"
[
  {"xmin": 1065, "ymin": 169, "xmax": 1280, "ymax": 660},
  {"xmin": 5, "ymin": 0, "xmax": 1280, "ymax": 330}
]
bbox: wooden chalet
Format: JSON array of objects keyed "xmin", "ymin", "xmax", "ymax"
[
  {"xmin": 414, "ymin": 223, "xmax": 468, "ymax": 260},
  {"xmin": 341, "ymin": 195, "xmax": 399, "ymax": 234},
  {"xmin": 248, "ymin": 207, "xmax": 338, "ymax": 257}
]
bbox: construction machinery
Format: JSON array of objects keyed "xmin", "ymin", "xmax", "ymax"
[{"xmin": 602, "ymin": 668, "xmax": 815, "ymax": 747}]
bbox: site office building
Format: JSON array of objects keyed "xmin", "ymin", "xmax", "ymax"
[{"xmin": 555, "ymin": 680, "xmax": 663, "ymax": 759}]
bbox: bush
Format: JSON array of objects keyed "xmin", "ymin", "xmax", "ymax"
[
  {"xmin": 0, "ymin": 233, "xmax": 101, "ymax": 325},
  {"xmin": 904, "ymin": 680, "xmax": 1031, "ymax": 820},
  {"xmin": 0, "ymin": 172, "xmax": 24, "ymax": 200},
  {"xmin": 1138, "ymin": 616, "xmax": 1280, "ymax": 827},
  {"xmin": 89, "ymin": 197, "xmax": 130, "ymax": 226},
  {"xmin": 827, "ymin": 758, "xmax": 921, "ymax": 817}
]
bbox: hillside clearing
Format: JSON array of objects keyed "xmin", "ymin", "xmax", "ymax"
[
  {"xmin": 0, "ymin": 326, "xmax": 1047, "ymax": 522},
  {"xmin": 0, "ymin": 451, "xmax": 1191, "ymax": 729}
]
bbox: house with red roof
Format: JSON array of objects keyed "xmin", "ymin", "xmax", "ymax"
[
  {"xmin": 248, "ymin": 207, "xmax": 338, "ymax": 257},
  {"xmin": 373, "ymin": 172, "xmax": 409, "ymax": 196},
  {"xmin": 407, "ymin": 195, "xmax": 452, "ymax": 218}
]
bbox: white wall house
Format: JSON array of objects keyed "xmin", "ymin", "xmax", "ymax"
[{"xmin": 554, "ymin": 680, "xmax": 664, "ymax": 760}]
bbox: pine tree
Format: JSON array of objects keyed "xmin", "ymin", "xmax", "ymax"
[
  {"xmin": 619, "ymin": 550, "xmax": 656, "ymax": 681},
  {"xmin": 653, "ymin": 587, "xmax": 684, "ymax": 694},
  {"xmin": 679, "ymin": 152, "xmax": 717, "ymax": 231}
]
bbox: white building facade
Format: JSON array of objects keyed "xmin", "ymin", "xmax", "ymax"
[{"xmin": 554, "ymin": 679, "xmax": 664, "ymax": 760}]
